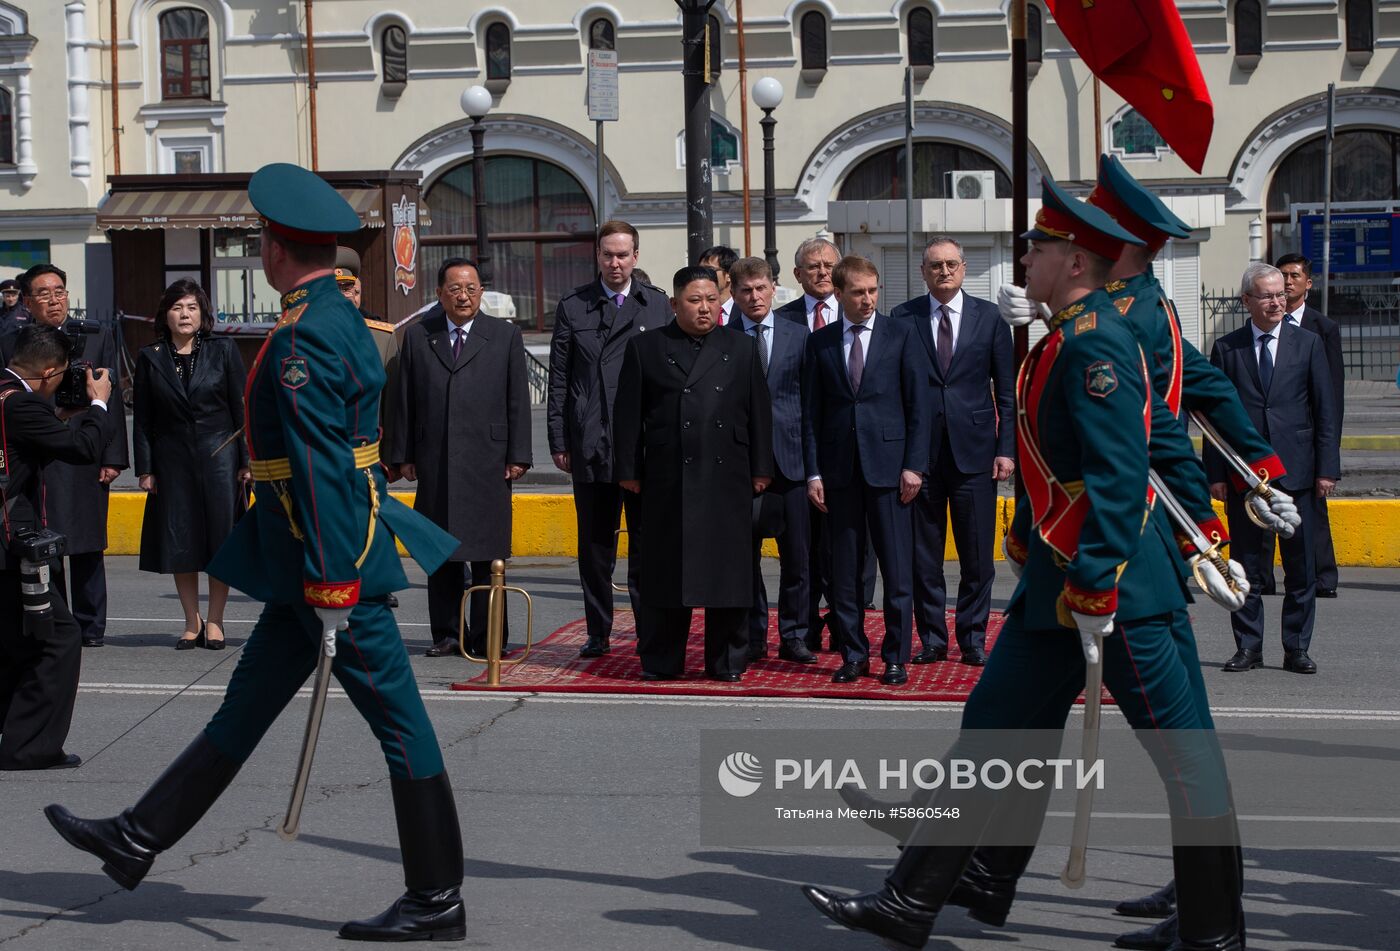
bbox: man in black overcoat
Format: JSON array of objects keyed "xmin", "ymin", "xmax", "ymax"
[
  {"xmin": 1, "ymin": 326, "xmax": 119, "ymax": 769},
  {"xmin": 7, "ymin": 265, "xmax": 129, "ymax": 649},
  {"xmin": 387, "ymin": 258, "xmax": 532, "ymax": 656},
  {"xmin": 548, "ymin": 220, "xmax": 673, "ymax": 658},
  {"xmin": 613, "ymin": 266, "xmax": 774, "ymax": 682}
]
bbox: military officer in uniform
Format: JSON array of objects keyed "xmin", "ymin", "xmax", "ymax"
[
  {"xmin": 45, "ymin": 163, "xmax": 469, "ymax": 942},
  {"xmin": 802, "ymin": 180, "xmax": 1245, "ymax": 951}
]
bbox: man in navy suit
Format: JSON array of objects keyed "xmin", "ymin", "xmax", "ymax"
[
  {"xmin": 892, "ymin": 237, "xmax": 1015, "ymax": 668},
  {"xmin": 803, "ymin": 255, "xmax": 931, "ymax": 685},
  {"xmin": 1207, "ymin": 263, "xmax": 1339, "ymax": 675},
  {"xmin": 732, "ymin": 258, "xmax": 817, "ymax": 665}
]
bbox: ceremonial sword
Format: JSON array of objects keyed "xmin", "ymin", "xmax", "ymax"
[
  {"xmin": 1146, "ymin": 469, "xmax": 1245, "ymax": 600},
  {"xmin": 278, "ymin": 627, "xmax": 336, "ymax": 841},
  {"xmin": 1189, "ymin": 411, "xmax": 1284, "ymax": 532}
]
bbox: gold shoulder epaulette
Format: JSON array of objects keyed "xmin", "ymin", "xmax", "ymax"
[
  {"xmin": 1049, "ymin": 301, "xmax": 1085, "ymax": 332},
  {"xmin": 1105, "ymin": 279, "xmax": 1128, "ymax": 294},
  {"xmin": 1074, "ymin": 313, "xmax": 1097, "ymax": 334},
  {"xmin": 273, "ymin": 302, "xmax": 308, "ymax": 333},
  {"xmin": 364, "ymin": 319, "xmax": 396, "ymax": 333}
]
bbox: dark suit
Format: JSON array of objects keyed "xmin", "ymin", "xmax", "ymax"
[
  {"xmin": 1282, "ymin": 306, "xmax": 1343, "ymax": 591},
  {"xmin": 387, "ymin": 312, "xmax": 532, "ymax": 650},
  {"xmin": 736, "ymin": 312, "xmax": 811, "ymax": 652},
  {"xmin": 612, "ymin": 324, "xmax": 774, "ymax": 677},
  {"xmin": 892, "ymin": 292, "xmax": 1014, "ymax": 655},
  {"xmin": 1206, "ymin": 320, "xmax": 1339, "ymax": 655},
  {"xmin": 548, "ymin": 279, "xmax": 671, "ymax": 643},
  {"xmin": 0, "ymin": 371, "xmax": 118, "ymax": 769},
  {"xmin": 802, "ymin": 313, "xmax": 931, "ymax": 667}
]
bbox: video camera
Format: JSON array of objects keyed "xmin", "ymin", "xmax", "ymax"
[
  {"xmin": 55, "ymin": 319, "xmax": 104, "ymax": 409},
  {"xmin": 10, "ymin": 526, "xmax": 66, "ymax": 639}
]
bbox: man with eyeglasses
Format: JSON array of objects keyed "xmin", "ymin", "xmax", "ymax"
[
  {"xmin": 5, "ymin": 264, "xmax": 129, "ymax": 649},
  {"xmin": 387, "ymin": 257, "xmax": 532, "ymax": 658},
  {"xmin": 892, "ymin": 236, "xmax": 1014, "ymax": 669},
  {"xmin": 1206, "ymin": 263, "xmax": 1338, "ymax": 675}
]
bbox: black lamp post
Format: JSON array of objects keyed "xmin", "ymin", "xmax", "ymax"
[
  {"xmin": 677, "ymin": 0, "xmax": 717, "ymax": 263},
  {"xmin": 753, "ymin": 77, "xmax": 784, "ymax": 280},
  {"xmin": 461, "ymin": 84, "xmax": 494, "ymax": 288}
]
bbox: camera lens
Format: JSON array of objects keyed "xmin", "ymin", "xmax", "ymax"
[{"xmin": 18, "ymin": 558, "xmax": 54, "ymax": 639}]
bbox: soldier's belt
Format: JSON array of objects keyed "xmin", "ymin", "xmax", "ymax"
[{"xmin": 250, "ymin": 441, "xmax": 381, "ymax": 482}]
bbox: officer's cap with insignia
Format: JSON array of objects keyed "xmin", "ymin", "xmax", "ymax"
[
  {"xmin": 334, "ymin": 246, "xmax": 362, "ymax": 285},
  {"xmin": 1021, "ymin": 175, "xmax": 1145, "ymax": 262},
  {"xmin": 1087, "ymin": 154, "xmax": 1192, "ymax": 253},
  {"xmin": 248, "ymin": 162, "xmax": 361, "ymax": 246}
]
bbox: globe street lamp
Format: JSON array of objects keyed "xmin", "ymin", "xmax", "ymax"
[
  {"xmin": 752, "ymin": 77, "xmax": 784, "ymax": 280},
  {"xmin": 461, "ymin": 84, "xmax": 494, "ymax": 288}
]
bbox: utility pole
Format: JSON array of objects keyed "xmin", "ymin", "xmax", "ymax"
[{"xmin": 677, "ymin": 0, "xmax": 717, "ymax": 264}]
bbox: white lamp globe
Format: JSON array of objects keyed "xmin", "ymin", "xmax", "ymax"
[
  {"xmin": 752, "ymin": 77, "xmax": 784, "ymax": 111},
  {"xmin": 461, "ymin": 85, "xmax": 493, "ymax": 119}
]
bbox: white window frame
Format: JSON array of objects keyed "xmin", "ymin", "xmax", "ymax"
[{"xmin": 156, "ymin": 134, "xmax": 215, "ymax": 173}]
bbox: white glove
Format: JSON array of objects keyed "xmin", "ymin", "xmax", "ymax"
[
  {"xmin": 1002, "ymin": 535, "xmax": 1023, "ymax": 578},
  {"xmin": 1070, "ymin": 610, "xmax": 1115, "ymax": 665},
  {"xmin": 314, "ymin": 607, "xmax": 353, "ymax": 658},
  {"xmin": 1247, "ymin": 486, "xmax": 1299, "ymax": 539},
  {"xmin": 1191, "ymin": 555, "xmax": 1250, "ymax": 612},
  {"xmin": 997, "ymin": 283, "xmax": 1051, "ymax": 328}
]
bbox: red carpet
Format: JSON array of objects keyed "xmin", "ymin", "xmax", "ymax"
[{"xmin": 451, "ymin": 610, "xmax": 1017, "ymax": 701}]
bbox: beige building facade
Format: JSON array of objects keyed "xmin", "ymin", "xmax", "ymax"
[{"xmin": 0, "ymin": 1, "xmax": 1396, "ymax": 371}]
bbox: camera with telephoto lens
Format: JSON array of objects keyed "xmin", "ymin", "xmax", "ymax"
[
  {"xmin": 54, "ymin": 320, "xmax": 104, "ymax": 409},
  {"xmin": 11, "ymin": 527, "xmax": 66, "ymax": 639}
]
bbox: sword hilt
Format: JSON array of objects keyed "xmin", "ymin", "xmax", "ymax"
[{"xmin": 459, "ymin": 560, "xmax": 535, "ymax": 687}]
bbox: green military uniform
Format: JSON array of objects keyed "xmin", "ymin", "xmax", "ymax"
[{"xmin": 45, "ymin": 164, "xmax": 469, "ymax": 943}]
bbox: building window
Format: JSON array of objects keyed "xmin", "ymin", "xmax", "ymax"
[
  {"xmin": 382, "ymin": 25, "xmax": 408, "ymax": 84},
  {"xmin": 1027, "ymin": 4, "xmax": 1043, "ymax": 65},
  {"xmin": 159, "ymin": 8, "xmax": 211, "ymax": 100},
  {"xmin": 837, "ymin": 141, "xmax": 1010, "ymax": 201},
  {"xmin": 1110, "ymin": 108, "xmax": 1169, "ymax": 158},
  {"xmin": 908, "ymin": 8, "xmax": 934, "ymax": 68},
  {"xmin": 485, "ymin": 23, "xmax": 511, "ymax": 82},
  {"xmin": 1234, "ymin": 0, "xmax": 1262, "ymax": 63},
  {"xmin": 0, "ymin": 86, "xmax": 12, "ymax": 166},
  {"xmin": 588, "ymin": 18, "xmax": 615, "ymax": 51},
  {"xmin": 800, "ymin": 11, "xmax": 827, "ymax": 73},
  {"xmin": 707, "ymin": 14, "xmax": 723, "ymax": 78},
  {"xmin": 1346, "ymin": 0, "xmax": 1374, "ymax": 53}
]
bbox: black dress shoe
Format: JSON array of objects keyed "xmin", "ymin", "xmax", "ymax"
[
  {"xmin": 708, "ymin": 672, "xmax": 742, "ymax": 683},
  {"xmin": 49, "ymin": 753, "xmax": 82, "ymax": 770},
  {"xmin": 1316, "ymin": 586, "xmax": 1338, "ymax": 599},
  {"xmin": 1283, "ymin": 649, "xmax": 1317, "ymax": 674},
  {"xmin": 832, "ymin": 660, "xmax": 870, "ymax": 683},
  {"xmin": 882, "ymin": 664, "xmax": 908, "ymax": 685},
  {"xmin": 1220, "ymin": 649, "xmax": 1262, "ymax": 672},
  {"xmin": 958, "ymin": 648, "xmax": 987, "ymax": 667},
  {"xmin": 81, "ymin": 636, "xmax": 104, "ymax": 648},
  {"xmin": 385, "ymin": 592, "xmax": 400, "ymax": 609},
  {"xmin": 1115, "ymin": 880, "xmax": 1175, "ymax": 918},
  {"xmin": 778, "ymin": 640, "xmax": 817, "ymax": 664},
  {"xmin": 339, "ymin": 886, "xmax": 466, "ymax": 942},
  {"xmin": 1114, "ymin": 912, "xmax": 1177, "ymax": 949},
  {"xmin": 424, "ymin": 637, "xmax": 458, "ymax": 658},
  {"xmin": 800, "ymin": 885, "xmax": 934, "ymax": 950},
  {"xmin": 579, "ymin": 637, "xmax": 611, "ymax": 658},
  {"xmin": 912, "ymin": 646, "xmax": 947, "ymax": 664}
]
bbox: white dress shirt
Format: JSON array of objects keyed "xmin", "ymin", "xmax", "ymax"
[
  {"xmin": 447, "ymin": 318, "xmax": 474, "ymax": 349},
  {"xmin": 600, "ymin": 279, "xmax": 632, "ymax": 304},
  {"xmin": 842, "ymin": 312, "xmax": 877, "ymax": 368},
  {"xmin": 1250, "ymin": 319, "xmax": 1280, "ymax": 372},
  {"xmin": 803, "ymin": 293, "xmax": 840, "ymax": 332},
  {"xmin": 739, "ymin": 311, "xmax": 774, "ymax": 367},
  {"xmin": 928, "ymin": 289, "xmax": 964, "ymax": 355},
  {"xmin": 720, "ymin": 298, "xmax": 734, "ymax": 326},
  {"xmin": 1286, "ymin": 303, "xmax": 1306, "ymax": 326}
]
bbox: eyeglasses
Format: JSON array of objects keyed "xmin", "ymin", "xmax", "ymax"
[
  {"xmin": 443, "ymin": 284, "xmax": 482, "ymax": 297},
  {"xmin": 28, "ymin": 289, "xmax": 69, "ymax": 303},
  {"xmin": 924, "ymin": 260, "xmax": 964, "ymax": 273},
  {"xmin": 1246, "ymin": 292, "xmax": 1287, "ymax": 303}
]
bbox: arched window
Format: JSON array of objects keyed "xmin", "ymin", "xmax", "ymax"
[
  {"xmin": 381, "ymin": 25, "xmax": 408, "ymax": 85},
  {"xmin": 0, "ymin": 87, "xmax": 11, "ymax": 165},
  {"xmin": 422, "ymin": 155, "xmax": 598, "ymax": 332},
  {"xmin": 160, "ymin": 8, "xmax": 211, "ymax": 100},
  {"xmin": 1234, "ymin": 0, "xmax": 1262, "ymax": 61},
  {"xmin": 1027, "ymin": 4, "xmax": 1043, "ymax": 65},
  {"xmin": 485, "ymin": 22, "xmax": 511, "ymax": 82},
  {"xmin": 1346, "ymin": 0, "xmax": 1374, "ymax": 53},
  {"xmin": 800, "ymin": 11, "xmax": 828, "ymax": 73},
  {"xmin": 837, "ymin": 141, "xmax": 1010, "ymax": 201},
  {"xmin": 588, "ymin": 18, "xmax": 615, "ymax": 51},
  {"xmin": 908, "ymin": 8, "xmax": 934, "ymax": 68},
  {"xmin": 706, "ymin": 14, "xmax": 723, "ymax": 78},
  {"xmin": 1110, "ymin": 108, "xmax": 1169, "ymax": 158}
]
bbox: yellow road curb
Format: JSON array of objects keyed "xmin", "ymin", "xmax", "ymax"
[
  {"xmin": 1189, "ymin": 435, "xmax": 1400, "ymax": 451},
  {"xmin": 107, "ymin": 491, "xmax": 1400, "ymax": 567}
]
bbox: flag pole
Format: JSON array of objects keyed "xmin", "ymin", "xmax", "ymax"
[
  {"xmin": 737, "ymin": 0, "xmax": 753, "ymax": 257},
  {"xmin": 1011, "ymin": 0, "xmax": 1028, "ymax": 500},
  {"xmin": 1093, "ymin": 78, "xmax": 1102, "ymax": 157},
  {"xmin": 1320, "ymin": 83, "xmax": 1335, "ymax": 316}
]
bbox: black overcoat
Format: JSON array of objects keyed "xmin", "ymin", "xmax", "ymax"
[
  {"xmin": 386, "ymin": 312, "xmax": 532, "ymax": 562},
  {"xmin": 132, "ymin": 336, "xmax": 248, "ymax": 574},
  {"xmin": 612, "ymin": 324, "xmax": 774, "ymax": 608}
]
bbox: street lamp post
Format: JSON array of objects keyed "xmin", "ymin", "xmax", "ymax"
[
  {"xmin": 461, "ymin": 85, "xmax": 494, "ymax": 289},
  {"xmin": 753, "ymin": 77, "xmax": 784, "ymax": 280},
  {"xmin": 677, "ymin": 0, "xmax": 717, "ymax": 264}
]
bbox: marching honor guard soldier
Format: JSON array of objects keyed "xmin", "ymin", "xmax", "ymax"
[
  {"xmin": 802, "ymin": 180, "xmax": 1245, "ymax": 951},
  {"xmin": 45, "ymin": 163, "xmax": 470, "ymax": 942}
]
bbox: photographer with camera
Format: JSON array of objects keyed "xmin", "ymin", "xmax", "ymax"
[
  {"xmin": 0, "ymin": 325, "xmax": 118, "ymax": 770},
  {"xmin": 0, "ymin": 264, "xmax": 129, "ymax": 648}
]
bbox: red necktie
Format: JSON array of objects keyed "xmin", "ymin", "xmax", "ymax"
[{"xmin": 813, "ymin": 301, "xmax": 827, "ymax": 330}]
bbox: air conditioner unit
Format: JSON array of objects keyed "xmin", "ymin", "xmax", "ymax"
[{"xmin": 946, "ymin": 170, "xmax": 997, "ymax": 200}]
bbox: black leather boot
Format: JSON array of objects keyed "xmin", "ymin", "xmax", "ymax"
[
  {"xmin": 44, "ymin": 732, "xmax": 242, "ymax": 890},
  {"xmin": 1115, "ymin": 912, "xmax": 1178, "ymax": 950},
  {"xmin": 1116, "ymin": 880, "xmax": 1177, "ymax": 919},
  {"xmin": 339, "ymin": 772, "xmax": 466, "ymax": 942},
  {"xmin": 946, "ymin": 846, "xmax": 1035, "ymax": 927},
  {"xmin": 1166, "ymin": 816, "xmax": 1244, "ymax": 951},
  {"xmin": 801, "ymin": 845, "xmax": 975, "ymax": 950}
]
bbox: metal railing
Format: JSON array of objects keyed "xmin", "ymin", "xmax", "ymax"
[{"xmin": 525, "ymin": 351, "xmax": 548, "ymax": 405}]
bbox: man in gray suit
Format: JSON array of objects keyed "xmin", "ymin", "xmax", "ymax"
[
  {"xmin": 731, "ymin": 258, "xmax": 817, "ymax": 665},
  {"xmin": 388, "ymin": 258, "xmax": 532, "ymax": 657},
  {"xmin": 1206, "ymin": 263, "xmax": 1339, "ymax": 675},
  {"xmin": 548, "ymin": 221, "xmax": 673, "ymax": 658}
]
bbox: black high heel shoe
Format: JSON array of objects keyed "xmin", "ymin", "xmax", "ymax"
[
  {"xmin": 175, "ymin": 619, "xmax": 205, "ymax": 651},
  {"xmin": 204, "ymin": 620, "xmax": 226, "ymax": 651}
]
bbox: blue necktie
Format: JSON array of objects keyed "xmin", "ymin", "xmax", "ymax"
[{"xmin": 1258, "ymin": 333, "xmax": 1274, "ymax": 392}]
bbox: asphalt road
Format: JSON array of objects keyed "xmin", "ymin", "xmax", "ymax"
[{"xmin": 2, "ymin": 557, "xmax": 1398, "ymax": 950}]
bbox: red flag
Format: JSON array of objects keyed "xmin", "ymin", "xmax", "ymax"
[{"xmin": 1045, "ymin": 0, "xmax": 1214, "ymax": 172}]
